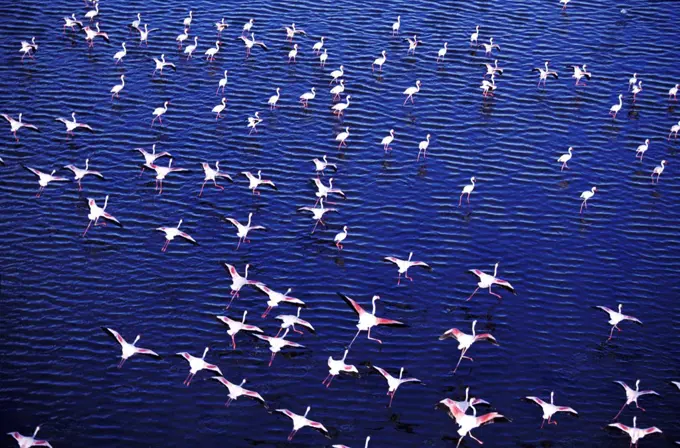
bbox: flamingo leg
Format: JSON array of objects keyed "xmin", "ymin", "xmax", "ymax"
[
  {"xmin": 541, "ymin": 418, "xmax": 546, "ymax": 429},
  {"xmin": 287, "ymin": 430, "xmax": 297, "ymax": 441},
  {"xmin": 118, "ymin": 357, "xmax": 127, "ymax": 368},
  {"xmin": 348, "ymin": 328, "xmax": 361, "ymax": 347},
  {"xmin": 489, "ymin": 286, "xmax": 502, "ymax": 299},
  {"xmin": 225, "ymin": 398, "xmax": 233, "ymax": 407},
  {"xmin": 608, "ymin": 325, "xmax": 615, "ymax": 341},
  {"xmin": 452, "ymin": 349, "xmax": 467, "ymax": 373},
  {"xmin": 83, "ymin": 220, "xmax": 93, "ymax": 237},
  {"xmin": 261, "ymin": 306, "xmax": 272, "ymax": 318},
  {"xmin": 613, "ymin": 402, "xmax": 627, "ymax": 420},
  {"xmin": 636, "ymin": 403, "xmax": 645, "ymax": 412},
  {"xmin": 322, "ymin": 373, "xmax": 331, "ymax": 385},
  {"xmin": 231, "ymin": 335, "xmax": 236, "ymax": 350},
  {"xmin": 469, "ymin": 432, "xmax": 483, "ymax": 445},
  {"xmin": 397, "ymin": 273, "xmax": 402, "ymax": 285},
  {"xmin": 199, "ymin": 181, "xmax": 207, "ymax": 197},
  {"xmin": 275, "ymin": 327, "xmax": 283, "ymax": 337},
  {"xmin": 292, "ymin": 325, "xmax": 304, "ymax": 335},
  {"xmin": 467, "ymin": 287, "xmax": 480, "ymax": 301},
  {"xmin": 367, "ymin": 327, "xmax": 382, "ymax": 344},
  {"xmin": 326, "ymin": 375, "xmax": 335, "ymax": 388},
  {"xmin": 268, "ymin": 352, "xmax": 276, "ymax": 367},
  {"xmin": 311, "ymin": 219, "xmax": 320, "ymax": 234},
  {"xmin": 183, "ymin": 372, "xmax": 193, "ymax": 386},
  {"xmin": 388, "ymin": 391, "xmax": 395, "ymax": 407}
]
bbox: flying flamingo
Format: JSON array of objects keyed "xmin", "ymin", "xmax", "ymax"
[
  {"xmin": 253, "ymin": 328, "xmax": 305, "ymax": 367},
  {"xmin": 439, "ymin": 320, "xmax": 498, "ymax": 373},
  {"xmin": 608, "ymin": 417, "xmax": 662, "ymax": 447},
  {"xmin": 467, "ymin": 262, "xmax": 516, "ymax": 300},
  {"xmin": 275, "ymin": 406, "xmax": 328, "ymax": 441},
  {"xmin": 558, "ymin": 147, "xmax": 573, "ymax": 171},
  {"xmin": 255, "ymin": 283, "xmax": 306, "ymax": 318},
  {"xmin": 150, "ymin": 159, "xmax": 188, "ymax": 195},
  {"xmin": 136, "ymin": 144, "xmax": 171, "ymax": 175},
  {"xmin": 372, "ymin": 365, "xmax": 422, "ymax": 407},
  {"xmin": 83, "ymin": 195, "xmax": 121, "ymax": 236},
  {"xmin": 445, "ymin": 402, "xmax": 506, "ymax": 448},
  {"xmin": 283, "ymin": 23, "xmax": 307, "ymax": 40},
  {"xmin": 312, "ymin": 155, "xmax": 338, "ymax": 176},
  {"xmin": 313, "ymin": 177, "xmax": 346, "ymax": 204},
  {"xmin": 7, "ymin": 426, "xmax": 52, "ymax": 448},
  {"xmin": 672, "ymin": 381, "xmax": 680, "ymax": 391},
  {"xmin": 225, "ymin": 212, "xmax": 266, "ymax": 250},
  {"xmin": 479, "ymin": 37, "xmax": 501, "ymax": 55},
  {"xmin": 211, "ymin": 377, "xmax": 266, "ymax": 407},
  {"xmin": 176, "ymin": 347, "xmax": 222, "ymax": 386},
  {"xmin": 247, "ymin": 112, "xmax": 263, "ymax": 134},
  {"xmin": 299, "ymin": 197, "xmax": 338, "ymax": 233},
  {"xmin": 217, "ymin": 311, "xmax": 263, "ymax": 349},
  {"xmin": 102, "ymin": 327, "xmax": 160, "ymax": 368},
  {"xmin": 579, "ymin": 186, "xmax": 597, "ymax": 214},
  {"xmin": 437, "ymin": 387, "xmax": 490, "ymax": 415},
  {"xmin": 1, "ymin": 113, "xmax": 39, "ymax": 141},
  {"xmin": 333, "ymin": 435, "xmax": 371, "ymax": 448},
  {"xmin": 459, "ymin": 177, "xmax": 476, "ymax": 206},
  {"xmin": 322, "ymin": 349, "xmax": 358, "ymax": 388},
  {"xmin": 612, "ymin": 380, "xmax": 660, "ymax": 420},
  {"xmin": 241, "ymin": 170, "xmax": 277, "ymax": 195},
  {"xmin": 334, "ymin": 226, "xmax": 348, "ymax": 249},
  {"xmin": 595, "ymin": 303, "xmax": 642, "ymax": 341},
  {"xmin": 64, "ymin": 159, "xmax": 104, "ymax": 190},
  {"xmin": 533, "ymin": 61, "xmax": 559, "ymax": 88},
  {"xmin": 23, "ymin": 166, "xmax": 68, "ymax": 197},
  {"xmin": 383, "ymin": 252, "xmax": 432, "ymax": 284},
  {"xmin": 156, "ymin": 219, "xmax": 197, "ymax": 252},
  {"xmin": 525, "ymin": 391, "xmax": 578, "ymax": 428},
  {"xmin": 339, "ymin": 293, "xmax": 405, "ymax": 347},
  {"xmin": 19, "ymin": 37, "xmax": 38, "ymax": 60},
  {"xmin": 55, "ymin": 112, "xmax": 93, "ymax": 137},
  {"xmin": 199, "ymin": 161, "xmax": 233, "ymax": 196},
  {"xmin": 275, "ymin": 307, "xmax": 315, "ymax": 336},
  {"xmin": 222, "ymin": 263, "xmax": 259, "ymax": 308},
  {"xmin": 406, "ymin": 35, "xmax": 421, "ymax": 54}
]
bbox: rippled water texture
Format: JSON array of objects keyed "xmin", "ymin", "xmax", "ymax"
[{"xmin": 1, "ymin": 0, "xmax": 679, "ymax": 446}]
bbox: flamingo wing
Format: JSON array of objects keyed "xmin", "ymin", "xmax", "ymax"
[
  {"xmin": 468, "ymin": 269, "xmax": 485, "ymax": 279},
  {"xmin": 642, "ymin": 427, "xmax": 662, "ymax": 435},
  {"xmin": 177, "ymin": 231, "xmax": 198, "ymax": 244},
  {"xmin": 222, "ymin": 263, "xmax": 238, "ymax": 278},
  {"xmin": 102, "ymin": 212, "xmax": 122, "ymax": 227},
  {"xmin": 135, "ymin": 347, "xmax": 161, "ymax": 358},
  {"xmin": 252, "ymin": 333, "xmax": 272, "ymax": 343},
  {"xmin": 477, "ymin": 412, "xmax": 506, "ymax": 426},
  {"xmin": 614, "ymin": 381, "xmax": 632, "ymax": 393},
  {"xmin": 623, "ymin": 314, "xmax": 643, "ymax": 325},
  {"xmin": 204, "ymin": 363, "xmax": 223, "ymax": 375},
  {"xmin": 308, "ymin": 420, "xmax": 328, "ymax": 434},
  {"xmin": 439, "ymin": 328, "xmax": 464, "ymax": 341},
  {"xmin": 475, "ymin": 333, "xmax": 499, "ymax": 345},
  {"xmin": 282, "ymin": 339, "xmax": 305, "ymax": 348},
  {"xmin": 383, "ymin": 257, "xmax": 402, "ymax": 266},
  {"xmin": 224, "ymin": 218, "xmax": 240, "ymax": 229},
  {"xmin": 216, "ymin": 315, "xmax": 236, "ymax": 327},
  {"xmin": 243, "ymin": 389, "xmax": 266, "ymax": 404},
  {"xmin": 295, "ymin": 318, "xmax": 315, "ymax": 332},
  {"xmin": 338, "ymin": 293, "xmax": 366, "ymax": 316},
  {"xmin": 7, "ymin": 432, "xmax": 24, "ymax": 442},
  {"xmin": 525, "ymin": 396, "xmax": 546, "ymax": 407},
  {"xmin": 23, "ymin": 165, "xmax": 43, "ymax": 177},
  {"xmin": 176, "ymin": 352, "xmax": 193, "ymax": 361},
  {"xmin": 595, "ymin": 305, "xmax": 614, "ymax": 315},
  {"xmin": 372, "ymin": 365, "xmax": 392, "ymax": 380},
  {"xmin": 241, "ymin": 324, "xmax": 264, "ymax": 333},
  {"xmin": 412, "ymin": 261, "xmax": 432, "ymax": 270},
  {"xmin": 211, "ymin": 376, "xmax": 230, "ymax": 387},
  {"xmin": 375, "ymin": 317, "xmax": 405, "ymax": 326},
  {"xmin": 103, "ymin": 327, "xmax": 126, "ymax": 346},
  {"xmin": 557, "ymin": 406, "xmax": 578, "ymax": 415},
  {"xmin": 608, "ymin": 422, "xmax": 631, "ymax": 432},
  {"xmin": 275, "ymin": 408, "xmax": 296, "ymax": 420},
  {"xmin": 494, "ymin": 279, "xmax": 516, "ymax": 294},
  {"xmin": 437, "ymin": 398, "xmax": 465, "ymax": 420},
  {"xmin": 254, "ymin": 283, "xmax": 271, "ymax": 295},
  {"xmin": 34, "ymin": 440, "xmax": 53, "ymax": 447}
]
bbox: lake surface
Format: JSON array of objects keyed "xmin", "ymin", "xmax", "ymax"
[{"xmin": 1, "ymin": 0, "xmax": 679, "ymax": 446}]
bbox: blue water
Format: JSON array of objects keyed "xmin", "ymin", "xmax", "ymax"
[{"xmin": 1, "ymin": 0, "xmax": 679, "ymax": 446}]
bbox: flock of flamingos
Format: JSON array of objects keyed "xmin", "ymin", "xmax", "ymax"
[{"xmin": 3, "ymin": 1, "xmax": 680, "ymax": 447}]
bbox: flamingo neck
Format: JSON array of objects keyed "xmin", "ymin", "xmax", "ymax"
[
  {"xmin": 493, "ymin": 263, "xmax": 498, "ymax": 277},
  {"xmin": 133, "ymin": 335, "xmax": 140, "ymax": 345},
  {"xmin": 342, "ymin": 350, "xmax": 348, "ymax": 361},
  {"xmin": 304, "ymin": 406, "xmax": 310, "ymax": 417},
  {"xmin": 240, "ymin": 379, "xmax": 246, "ymax": 386},
  {"xmin": 244, "ymin": 265, "xmax": 249, "ymax": 278},
  {"xmin": 242, "ymin": 311, "xmax": 247, "ymax": 323},
  {"xmin": 202, "ymin": 347, "xmax": 209, "ymax": 359},
  {"xmin": 103, "ymin": 195, "xmax": 109, "ymax": 210},
  {"xmin": 371, "ymin": 296, "xmax": 378, "ymax": 314}
]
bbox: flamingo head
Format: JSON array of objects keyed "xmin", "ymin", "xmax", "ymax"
[
  {"xmin": 340, "ymin": 65, "xmax": 344, "ymax": 70},
  {"xmin": 284, "ymin": 288, "xmax": 292, "ymax": 295},
  {"xmin": 33, "ymin": 427, "xmax": 40, "ymax": 437},
  {"xmin": 568, "ymin": 147, "xmax": 573, "ymax": 152},
  {"xmin": 661, "ymin": 160, "xmax": 667, "ymax": 166},
  {"xmin": 416, "ymin": 80, "xmax": 421, "ymax": 86},
  {"xmin": 475, "ymin": 25, "xmax": 479, "ymax": 31},
  {"xmin": 390, "ymin": 129, "xmax": 395, "ymax": 135},
  {"xmin": 592, "ymin": 186, "xmax": 598, "ymax": 193},
  {"xmin": 471, "ymin": 176, "xmax": 476, "ymax": 183},
  {"xmin": 645, "ymin": 139, "xmax": 649, "ymax": 144},
  {"xmin": 304, "ymin": 406, "xmax": 311, "ymax": 417},
  {"xmin": 444, "ymin": 42, "xmax": 448, "ymax": 47},
  {"xmin": 133, "ymin": 335, "xmax": 141, "ymax": 345},
  {"xmin": 343, "ymin": 225, "xmax": 348, "ymax": 232},
  {"xmin": 177, "ymin": 219, "xmax": 183, "ymax": 228}
]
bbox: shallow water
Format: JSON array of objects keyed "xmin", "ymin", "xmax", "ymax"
[{"xmin": 1, "ymin": 0, "xmax": 679, "ymax": 446}]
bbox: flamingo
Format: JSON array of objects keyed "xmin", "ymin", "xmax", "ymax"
[
  {"xmin": 299, "ymin": 87, "xmax": 316, "ymax": 108},
  {"xmin": 392, "ymin": 15, "xmax": 400, "ymax": 35},
  {"xmin": 632, "ymin": 81, "xmax": 643, "ymax": 102},
  {"xmin": 275, "ymin": 307, "xmax": 315, "ymax": 336},
  {"xmin": 150, "ymin": 159, "xmax": 187, "ymax": 194},
  {"xmin": 332, "ymin": 95, "xmax": 351, "ymax": 117},
  {"xmin": 225, "ymin": 212, "xmax": 266, "ymax": 250},
  {"xmin": 571, "ymin": 64, "xmax": 591, "ymax": 86},
  {"xmin": 156, "ymin": 219, "xmax": 197, "ymax": 252},
  {"xmin": 84, "ymin": 2, "xmax": 99, "ymax": 21},
  {"xmin": 2, "ymin": 113, "xmax": 39, "ymax": 141},
  {"xmin": 635, "ymin": 140, "xmax": 649, "ymax": 161},
  {"xmin": 56, "ymin": 112, "xmax": 94, "ymax": 137},
  {"xmin": 65, "ymin": 159, "xmax": 104, "ymax": 191},
  {"xmin": 243, "ymin": 18, "xmax": 254, "ymax": 35},
  {"xmin": 406, "ymin": 34, "xmax": 421, "ymax": 54},
  {"xmin": 579, "ymin": 186, "xmax": 597, "ymax": 214},
  {"xmin": 595, "ymin": 304, "xmax": 642, "ymax": 341},
  {"xmin": 334, "ymin": 226, "xmax": 348, "ymax": 249},
  {"xmin": 247, "ymin": 112, "xmax": 263, "ymax": 134},
  {"xmin": 372, "ymin": 50, "xmax": 387, "ymax": 72},
  {"xmin": 241, "ymin": 170, "xmax": 277, "ymax": 195},
  {"xmin": 268, "ymin": 88, "xmax": 281, "ymax": 109},
  {"xmin": 480, "ymin": 75, "xmax": 497, "ymax": 97},
  {"xmin": 183, "ymin": 10, "xmax": 193, "ymax": 28},
  {"xmin": 612, "ymin": 380, "xmax": 660, "ymax": 420},
  {"xmin": 608, "ymin": 417, "xmax": 662, "ymax": 447},
  {"xmin": 381, "ymin": 129, "xmax": 395, "ymax": 151},
  {"xmin": 669, "ymin": 84, "xmax": 678, "ymax": 101},
  {"xmin": 216, "ymin": 70, "xmax": 228, "ymax": 94},
  {"xmin": 312, "ymin": 36, "xmax": 325, "ymax": 54},
  {"xmin": 212, "ymin": 98, "xmax": 227, "ymax": 119},
  {"xmin": 184, "ymin": 36, "xmax": 198, "ymax": 59},
  {"xmin": 19, "ymin": 37, "xmax": 38, "ymax": 60},
  {"xmin": 130, "ymin": 13, "xmax": 142, "ymax": 31},
  {"xmin": 176, "ymin": 347, "xmax": 222, "ymax": 386},
  {"xmin": 136, "ymin": 144, "xmax": 171, "ymax": 175},
  {"xmin": 151, "ymin": 101, "xmax": 170, "ymax": 126},
  {"xmin": 417, "ymin": 134, "xmax": 431, "ymax": 160},
  {"xmin": 437, "ymin": 42, "xmax": 448, "ymax": 62},
  {"xmin": 445, "ymin": 402, "xmax": 507, "ymax": 448},
  {"xmin": 340, "ymin": 293, "xmax": 405, "ymax": 347},
  {"xmin": 253, "ymin": 328, "xmax": 305, "ymax": 367},
  {"xmin": 483, "ymin": 60, "xmax": 504, "ymax": 77},
  {"xmin": 288, "ymin": 44, "xmax": 299, "ymax": 63},
  {"xmin": 628, "ymin": 73, "xmax": 638, "ymax": 91},
  {"xmin": 319, "ymin": 48, "xmax": 328, "ymax": 67},
  {"xmin": 470, "ymin": 25, "xmax": 480, "ymax": 45},
  {"xmin": 284, "ymin": 23, "xmax": 306, "ymax": 41},
  {"xmin": 7, "ymin": 426, "xmax": 52, "ymax": 448},
  {"xmin": 439, "ymin": 320, "xmax": 498, "ymax": 373},
  {"xmin": 102, "ymin": 327, "xmax": 160, "ymax": 368},
  {"xmin": 82, "ymin": 195, "xmax": 120, "ymax": 236},
  {"xmin": 403, "ymin": 80, "xmax": 421, "ymax": 105},
  {"xmin": 467, "ymin": 262, "xmax": 516, "ymax": 300},
  {"xmin": 533, "ymin": 61, "xmax": 559, "ymax": 87},
  {"xmin": 669, "ymin": 121, "xmax": 680, "ymax": 140},
  {"xmin": 558, "ymin": 147, "xmax": 573, "ymax": 171},
  {"xmin": 312, "ymin": 155, "xmax": 338, "ymax": 176},
  {"xmin": 459, "ymin": 176, "xmax": 477, "ymax": 206},
  {"xmin": 215, "ymin": 18, "xmax": 229, "ymax": 35},
  {"xmin": 480, "ymin": 37, "xmax": 500, "ymax": 55},
  {"xmin": 437, "ymin": 387, "xmax": 490, "ymax": 415},
  {"xmin": 255, "ymin": 284, "xmax": 306, "ymax": 318},
  {"xmin": 651, "ymin": 160, "xmax": 666, "ymax": 184},
  {"xmin": 199, "ymin": 161, "xmax": 232, "ymax": 196},
  {"xmin": 82, "ymin": 23, "xmax": 109, "ymax": 47},
  {"xmin": 672, "ymin": 381, "xmax": 680, "ymax": 391},
  {"xmin": 610, "ymin": 94, "xmax": 623, "ymax": 118},
  {"xmin": 336, "ymin": 127, "xmax": 350, "ymax": 148},
  {"xmin": 110, "ymin": 74, "xmax": 125, "ymax": 99},
  {"xmin": 113, "ymin": 42, "xmax": 126, "ymax": 63},
  {"xmin": 323, "ymin": 349, "xmax": 358, "ymax": 388},
  {"xmin": 525, "ymin": 392, "xmax": 578, "ymax": 428},
  {"xmin": 275, "ymin": 406, "xmax": 327, "ymax": 441},
  {"xmin": 205, "ymin": 41, "xmax": 221, "ymax": 61},
  {"xmin": 176, "ymin": 28, "xmax": 189, "ymax": 48},
  {"xmin": 313, "ymin": 177, "xmax": 346, "ymax": 204},
  {"xmin": 23, "ymin": 166, "xmax": 68, "ymax": 197},
  {"xmin": 330, "ymin": 65, "xmax": 344, "ymax": 84},
  {"xmin": 560, "ymin": 0, "xmax": 570, "ymax": 9},
  {"xmin": 217, "ymin": 311, "xmax": 263, "ymax": 349},
  {"xmin": 373, "ymin": 366, "xmax": 421, "ymax": 407},
  {"xmin": 212, "ymin": 377, "xmax": 266, "ymax": 407},
  {"xmin": 223, "ymin": 263, "xmax": 259, "ymax": 308},
  {"xmin": 239, "ymin": 33, "xmax": 268, "ymax": 57},
  {"xmin": 152, "ymin": 54, "xmax": 176, "ymax": 78},
  {"xmin": 299, "ymin": 197, "xmax": 338, "ymax": 233},
  {"xmin": 63, "ymin": 14, "xmax": 83, "ymax": 31},
  {"xmin": 383, "ymin": 252, "xmax": 432, "ymax": 285}
]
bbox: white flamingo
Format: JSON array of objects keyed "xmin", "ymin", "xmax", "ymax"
[
  {"xmin": 151, "ymin": 101, "xmax": 170, "ymax": 126},
  {"xmin": 669, "ymin": 84, "xmax": 678, "ymax": 101},
  {"xmin": 212, "ymin": 377, "xmax": 266, "ymax": 407},
  {"xmin": 334, "ymin": 226, "xmax": 348, "ymax": 249},
  {"xmin": 330, "ymin": 65, "xmax": 344, "ymax": 84},
  {"xmin": 268, "ymin": 88, "xmax": 281, "ymax": 109},
  {"xmin": 467, "ymin": 262, "xmax": 516, "ymax": 300},
  {"xmin": 136, "ymin": 144, "xmax": 171, "ymax": 175},
  {"xmin": 610, "ymin": 94, "xmax": 623, "ymax": 118},
  {"xmin": 312, "ymin": 36, "xmax": 325, "ymax": 54},
  {"xmin": 83, "ymin": 195, "xmax": 120, "ymax": 236},
  {"xmin": 241, "ymin": 170, "xmax": 277, "ymax": 195},
  {"xmin": 82, "ymin": 23, "xmax": 109, "ymax": 47},
  {"xmin": 19, "ymin": 37, "xmax": 38, "ymax": 60},
  {"xmin": 533, "ymin": 61, "xmax": 559, "ymax": 87},
  {"xmin": 288, "ymin": 43, "xmax": 299, "ymax": 63},
  {"xmin": 372, "ymin": 365, "xmax": 422, "ymax": 407},
  {"xmin": 63, "ymin": 14, "xmax": 83, "ymax": 31},
  {"xmin": 336, "ymin": 127, "xmax": 350, "ymax": 149},
  {"xmin": 470, "ymin": 25, "xmax": 480, "ymax": 45},
  {"xmin": 199, "ymin": 161, "xmax": 232, "ymax": 196},
  {"xmin": 184, "ymin": 36, "xmax": 198, "ymax": 59},
  {"xmin": 332, "ymin": 95, "xmax": 351, "ymax": 117},
  {"xmin": 275, "ymin": 307, "xmax": 315, "ymax": 336},
  {"xmin": 439, "ymin": 320, "xmax": 498, "ymax": 373},
  {"xmin": 183, "ymin": 10, "xmax": 193, "ymax": 28},
  {"xmin": 103, "ymin": 327, "xmax": 160, "ymax": 368},
  {"xmin": 480, "ymin": 37, "xmax": 500, "ymax": 55},
  {"xmin": 628, "ymin": 73, "xmax": 638, "ymax": 91},
  {"xmin": 7, "ymin": 426, "xmax": 52, "ymax": 448},
  {"xmin": 283, "ymin": 23, "xmax": 307, "ymax": 40},
  {"xmin": 609, "ymin": 417, "xmax": 662, "ymax": 447},
  {"xmin": 438, "ymin": 387, "xmax": 491, "ymax": 415},
  {"xmin": 299, "ymin": 87, "xmax": 316, "ymax": 108},
  {"xmin": 571, "ymin": 64, "xmax": 591, "ymax": 86},
  {"xmin": 669, "ymin": 121, "xmax": 680, "ymax": 140},
  {"xmin": 215, "ymin": 18, "xmax": 229, "ymax": 35},
  {"xmin": 579, "ymin": 186, "xmax": 597, "ymax": 214},
  {"xmin": 319, "ymin": 48, "xmax": 328, "ymax": 67},
  {"xmin": 406, "ymin": 34, "xmax": 421, "ymax": 54},
  {"xmin": 216, "ymin": 311, "xmax": 263, "ymax": 349},
  {"xmin": 381, "ymin": 129, "xmax": 395, "ymax": 151},
  {"xmin": 392, "ymin": 15, "xmax": 401, "ymax": 35},
  {"xmin": 275, "ymin": 406, "xmax": 328, "ymax": 441},
  {"xmin": 403, "ymin": 80, "xmax": 421, "ymax": 105},
  {"xmin": 372, "ymin": 50, "xmax": 387, "ymax": 72},
  {"xmin": 383, "ymin": 252, "xmax": 432, "ymax": 285},
  {"xmin": 313, "ymin": 177, "xmax": 346, "ymax": 204},
  {"xmin": 312, "ymin": 155, "xmax": 337, "ymax": 176},
  {"xmin": 298, "ymin": 197, "xmax": 338, "ymax": 233},
  {"xmin": 2, "ymin": 113, "xmax": 39, "ymax": 141},
  {"xmin": 239, "ymin": 33, "xmax": 268, "ymax": 57},
  {"xmin": 150, "ymin": 158, "xmax": 188, "ymax": 195},
  {"xmin": 110, "ymin": 74, "xmax": 125, "ymax": 99},
  {"xmin": 651, "ymin": 160, "xmax": 666, "ymax": 184},
  {"xmin": 437, "ymin": 42, "xmax": 448, "ymax": 62},
  {"xmin": 459, "ymin": 176, "xmax": 477, "ymax": 206},
  {"xmin": 176, "ymin": 28, "xmax": 189, "ymax": 48},
  {"xmin": 223, "ymin": 263, "xmax": 259, "ymax": 308},
  {"xmin": 155, "ymin": 219, "xmax": 197, "ymax": 252},
  {"xmin": 417, "ymin": 134, "xmax": 431, "ymax": 160},
  {"xmin": 176, "ymin": 347, "xmax": 222, "ymax": 386},
  {"xmin": 558, "ymin": 147, "xmax": 573, "ymax": 171},
  {"xmin": 525, "ymin": 391, "xmax": 578, "ymax": 428},
  {"xmin": 255, "ymin": 284, "xmax": 306, "ymax": 318},
  {"xmin": 23, "ymin": 166, "xmax": 68, "ymax": 197},
  {"xmin": 635, "ymin": 139, "xmax": 649, "ymax": 161},
  {"xmin": 612, "ymin": 380, "xmax": 660, "ymax": 420},
  {"xmin": 216, "ymin": 70, "xmax": 228, "ymax": 94},
  {"xmin": 65, "ymin": 159, "xmax": 104, "ymax": 190},
  {"xmin": 113, "ymin": 42, "xmax": 126, "ymax": 64},
  {"xmin": 632, "ymin": 81, "xmax": 643, "ymax": 102},
  {"xmin": 247, "ymin": 112, "xmax": 263, "ymax": 134},
  {"xmin": 446, "ymin": 402, "xmax": 506, "ymax": 448},
  {"xmin": 340, "ymin": 293, "xmax": 405, "ymax": 347},
  {"xmin": 225, "ymin": 212, "xmax": 266, "ymax": 250},
  {"xmin": 253, "ymin": 328, "xmax": 305, "ymax": 367},
  {"xmin": 212, "ymin": 97, "xmax": 227, "ymax": 119},
  {"xmin": 595, "ymin": 303, "xmax": 642, "ymax": 341},
  {"xmin": 323, "ymin": 349, "xmax": 358, "ymax": 388},
  {"xmin": 84, "ymin": 2, "xmax": 99, "ymax": 21},
  {"xmin": 205, "ymin": 41, "xmax": 221, "ymax": 61}
]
